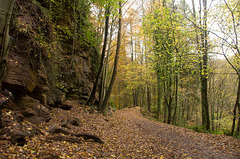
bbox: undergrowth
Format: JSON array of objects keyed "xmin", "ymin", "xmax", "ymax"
[{"xmin": 186, "ymin": 125, "xmax": 240, "ymax": 138}]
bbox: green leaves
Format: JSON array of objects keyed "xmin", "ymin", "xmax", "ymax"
[{"xmin": 91, "ymin": 0, "xmax": 120, "ymax": 8}]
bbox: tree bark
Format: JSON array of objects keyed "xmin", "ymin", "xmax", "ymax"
[
  {"xmin": 101, "ymin": 1, "xmax": 122, "ymax": 113},
  {"xmin": 147, "ymin": 86, "xmax": 151, "ymax": 112},
  {"xmin": 237, "ymin": 102, "xmax": 240, "ymax": 135},
  {"xmin": 0, "ymin": 0, "xmax": 15, "ymax": 83},
  {"xmin": 172, "ymin": 75, "xmax": 178, "ymax": 125},
  {"xmin": 87, "ymin": 6, "xmax": 110, "ymax": 107},
  {"xmin": 99, "ymin": 16, "xmax": 114, "ymax": 108},
  {"xmin": 231, "ymin": 77, "xmax": 240, "ymax": 135},
  {"xmin": 202, "ymin": 0, "xmax": 210, "ymax": 130},
  {"xmin": 156, "ymin": 64, "xmax": 162, "ymax": 120},
  {"xmin": 0, "ymin": 0, "xmax": 15, "ymax": 129}
]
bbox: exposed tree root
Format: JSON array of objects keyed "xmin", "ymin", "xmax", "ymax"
[{"xmin": 49, "ymin": 126, "xmax": 104, "ymax": 144}]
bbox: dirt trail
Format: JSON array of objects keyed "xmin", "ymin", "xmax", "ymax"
[
  {"xmin": 0, "ymin": 105, "xmax": 239, "ymax": 158},
  {"xmin": 111, "ymin": 107, "xmax": 240, "ymax": 158}
]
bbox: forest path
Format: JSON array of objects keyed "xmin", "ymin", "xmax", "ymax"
[
  {"xmin": 110, "ymin": 107, "xmax": 240, "ymax": 158},
  {"xmin": 1, "ymin": 104, "xmax": 240, "ymax": 158}
]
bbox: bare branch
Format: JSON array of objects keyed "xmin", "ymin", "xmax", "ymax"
[
  {"xmin": 224, "ymin": 0, "xmax": 239, "ymax": 54},
  {"xmin": 221, "ymin": 42, "xmax": 240, "ymax": 76}
]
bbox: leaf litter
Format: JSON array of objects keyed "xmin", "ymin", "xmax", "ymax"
[{"xmin": 0, "ymin": 103, "xmax": 239, "ymax": 158}]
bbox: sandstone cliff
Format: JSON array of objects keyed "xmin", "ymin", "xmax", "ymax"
[{"xmin": 1, "ymin": 0, "xmax": 99, "ymax": 124}]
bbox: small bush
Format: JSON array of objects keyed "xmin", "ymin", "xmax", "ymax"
[{"xmin": 186, "ymin": 125, "xmax": 207, "ymax": 133}]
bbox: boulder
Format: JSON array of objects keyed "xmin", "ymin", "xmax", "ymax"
[
  {"xmin": 59, "ymin": 100, "xmax": 73, "ymax": 110},
  {"xmin": 9, "ymin": 131, "xmax": 26, "ymax": 146},
  {"xmin": 2, "ymin": 52, "xmax": 36, "ymax": 94},
  {"xmin": 30, "ymin": 84, "xmax": 49, "ymax": 105},
  {"xmin": 47, "ymin": 87, "xmax": 66, "ymax": 107},
  {"xmin": 16, "ymin": 96, "xmax": 51, "ymax": 124}
]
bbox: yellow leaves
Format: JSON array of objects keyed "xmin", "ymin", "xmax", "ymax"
[
  {"xmin": 110, "ymin": 154, "xmax": 116, "ymax": 157},
  {"xmin": 159, "ymin": 155, "xmax": 165, "ymax": 159}
]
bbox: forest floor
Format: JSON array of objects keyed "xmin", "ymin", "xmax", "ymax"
[{"xmin": 0, "ymin": 102, "xmax": 240, "ymax": 158}]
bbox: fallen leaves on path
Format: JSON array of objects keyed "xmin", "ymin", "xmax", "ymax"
[{"xmin": 0, "ymin": 104, "xmax": 239, "ymax": 158}]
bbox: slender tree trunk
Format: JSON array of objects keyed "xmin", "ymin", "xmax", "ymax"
[
  {"xmin": 132, "ymin": 90, "xmax": 136, "ymax": 107},
  {"xmin": 167, "ymin": 96, "xmax": 172, "ymax": 124},
  {"xmin": 191, "ymin": 0, "xmax": 204, "ymax": 128},
  {"xmin": 156, "ymin": 71, "xmax": 162, "ymax": 120},
  {"xmin": 99, "ymin": 70, "xmax": 104, "ymax": 109},
  {"xmin": 101, "ymin": 1, "xmax": 122, "ymax": 113},
  {"xmin": 222, "ymin": 0, "xmax": 240, "ymax": 136},
  {"xmin": 0, "ymin": 0, "xmax": 15, "ymax": 129},
  {"xmin": 164, "ymin": 103, "xmax": 167, "ymax": 123},
  {"xmin": 219, "ymin": 104, "xmax": 223, "ymax": 130},
  {"xmin": 87, "ymin": 6, "xmax": 110, "ymax": 107},
  {"xmin": 237, "ymin": 103, "xmax": 240, "ymax": 135},
  {"xmin": 0, "ymin": 0, "xmax": 15, "ymax": 83},
  {"xmin": 216, "ymin": 93, "xmax": 220, "ymax": 131},
  {"xmin": 182, "ymin": 99, "xmax": 185, "ymax": 125},
  {"xmin": 130, "ymin": 21, "xmax": 137, "ymax": 107},
  {"xmin": 163, "ymin": 0, "xmax": 166, "ymax": 7},
  {"xmin": 211, "ymin": 73, "xmax": 215, "ymax": 131},
  {"xmin": 172, "ymin": 75, "xmax": 178, "ymax": 125},
  {"xmin": 71, "ymin": 0, "xmax": 77, "ymax": 66},
  {"xmin": 166, "ymin": 71, "xmax": 173, "ymax": 124},
  {"xmin": 231, "ymin": 77, "xmax": 240, "ymax": 135},
  {"xmin": 202, "ymin": 0, "xmax": 210, "ymax": 130},
  {"xmin": 147, "ymin": 86, "xmax": 151, "ymax": 112}
]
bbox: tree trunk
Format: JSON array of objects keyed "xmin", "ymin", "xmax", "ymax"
[
  {"xmin": 0, "ymin": 0, "xmax": 15, "ymax": 130},
  {"xmin": 182, "ymin": 99, "xmax": 185, "ymax": 125},
  {"xmin": 99, "ymin": 17, "xmax": 114, "ymax": 108},
  {"xmin": 87, "ymin": 6, "xmax": 110, "ymax": 107},
  {"xmin": 163, "ymin": 0, "xmax": 166, "ymax": 7},
  {"xmin": 156, "ymin": 72, "xmax": 162, "ymax": 120},
  {"xmin": 0, "ymin": 0, "xmax": 15, "ymax": 83},
  {"xmin": 132, "ymin": 90, "xmax": 136, "ymax": 107},
  {"xmin": 231, "ymin": 77, "xmax": 240, "ymax": 135},
  {"xmin": 101, "ymin": 1, "xmax": 122, "ymax": 113},
  {"xmin": 202, "ymin": 0, "xmax": 210, "ymax": 130},
  {"xmin": 236, "ymin": 103, "xmax": 240, "ymax": 135},
  {"xmin": 167, "ymin": 95, "xmax": 172, "ymax": 124},
  {"xmin": 147, "ymin": 86, "xmax": 151, "ymax": 112},
  {"xmin": 210, "ymin": 74, "xmax": 215, "ymax": 131},
  {"xmin": 172, "ymin": 75, "xmax": 178, "ymax": 125}
]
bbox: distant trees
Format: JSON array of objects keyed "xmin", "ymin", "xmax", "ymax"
[
  {"xmin": 87, "ymin": 0, "xmax": 122, "ymax": 113},
  {"xmin": 210, "ymin": 0, "xmax": 240, "ymax": 135},
  {"xmin": 87, "ymin": 4, "xmax": 110, "ymax": 107},
  {"xmin": 143, "ymin": 1, "xmax": 197, "ymax": 125},
  {"xmin": 107, "ymin": 0, "xmax": 239, "ymax": 136},
  {"xmin": 72, "ymin": 0, "xmax": 240, "ymax": 136},
  {"xmin": 101, "ymin": 1, "xmax": 122, "ymax": 112}
]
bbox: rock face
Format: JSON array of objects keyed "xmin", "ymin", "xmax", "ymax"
[
  {"xmin": 16, "ymin": 96, "xmax": 51, "ymax": 124},
  {"xmin": 2, "ymin": 45, "xmax": 97, "ymax": 107},
  {"xmin": 2, "ymin": 48, "xmax": 37, "ymax": 94},
  {"xmin": 0, "ymin": 0, "xmax": 99, "ymax": 124}
]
